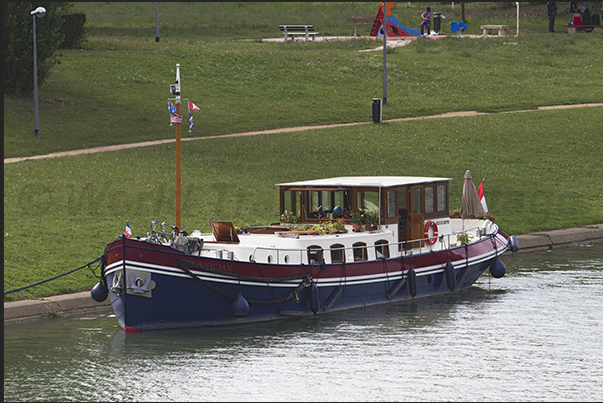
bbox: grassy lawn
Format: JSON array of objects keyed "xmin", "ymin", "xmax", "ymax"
[{"xmin": 4, "ymin": 2, "xmax": 603, "ymax": 301}]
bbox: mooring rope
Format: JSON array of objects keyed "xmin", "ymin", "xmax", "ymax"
[
  {"xmin": 177, "ymin": 260, "xmax": 312, "ymax": 305},
  {"xmin": 4, "ymin": 257, "xmax": 102, "ymax": 295}
]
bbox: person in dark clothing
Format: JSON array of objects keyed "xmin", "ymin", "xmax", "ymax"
[
  {"xmin": 547, "ymin": 2, "xmax": 558, "ymax": 32},
  {"xmin": 582, "ymin": 8, "xmax": 591, "ymax": 24},
  {"xmin": 569, "ymin": 2, "xmax": 578, "ymax": 24},
  {"xmin": 582, "ymin": 8, "xmax": 592, "ymax": 31},
  {"xmin": 591, "ymin": 9, "xmax": 601, "ymax": 25}
]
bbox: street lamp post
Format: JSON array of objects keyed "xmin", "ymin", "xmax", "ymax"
[
  {"xmin": 382, "ymin": 2, "xmax": 387, "ymax": 105},
  {"xmin": 31, "ymin": 6, "xmax": 46, "ymax": 138}
]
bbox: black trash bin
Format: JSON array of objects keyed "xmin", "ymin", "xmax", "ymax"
[
  {"xmin": 433, "ymin": 12, "xmax": 442, "ymax": 33},
  {"xmin": 372, "ymin": 98, "xmax": 382, "ymax": 123}
]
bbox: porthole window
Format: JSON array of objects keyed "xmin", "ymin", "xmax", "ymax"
[
  {"xmin": 330, "ymin": 244, "xmax": 345, "ymax": 263},
  {"xmin": 374, "ymin": 240, "xmax": 390, "ymax": 259},
  {"xmin": 353, "ymin": 242, "xmax": 367, "ymax": 261},
  {"xmin": 307, "ymin": 245, "xmax": 323, "ymax": 265}
]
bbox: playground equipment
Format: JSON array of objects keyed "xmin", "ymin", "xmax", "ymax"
[
  {"xmin": 450, "ymin": 21, "xmax": 467, "ymax": 37},
  {"xmin": 370, "ymin": 2, "xmax": 421, "ymax": 37}
]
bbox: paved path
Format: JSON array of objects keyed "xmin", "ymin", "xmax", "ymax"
[
  {"xmin": 5, "ymin": 224, "xmax": 602, "ymax": 324},
  {"xmin": 5, "ymin": 104, "xmax": 602, "ymax": 164}
]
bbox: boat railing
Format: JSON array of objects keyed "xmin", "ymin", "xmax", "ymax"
[
  {"xmin": 246, "ymin": 224, "xmax": 496, "ymax": 264},
  {"xmin": 395, "ymin": 224, "xmax": 494, "ymax": 256},
  {"xmin": 144, "ymin": 219, "xmax": 185, "ymax": 246}
]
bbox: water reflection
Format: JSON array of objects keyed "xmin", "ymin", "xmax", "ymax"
[{"xmin": 4, "ymin": 243, "xmax": 603, "ymax": 402}]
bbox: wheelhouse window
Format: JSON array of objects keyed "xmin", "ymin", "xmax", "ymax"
[
  {"xmin": 375, "ymin": 240, "xmax": 390, "ymax": 259},
  {"xmin": 308, "ymin": 191, "xmax": 322, "ymax": 218},
  {"xmin": 425, "ymin": 186, "xmax": 435, "ymax": 214},
  {"xmin": 282, "ymin": 190, "xmax": 300, "ymax": 218},
  {"xmin": 330, "ymin": 244, "xmax": 345, "ymax": 263},
  {"xmin": 306, "ymin": 190, "xmax": 350, "ymax": 220},
  {"xmin": 353, "ymin": 242, "xmax": 367, "ymax": 261},
  {"xmin": 357, "ymin": 190, "xmax": 379, "ymax": 216},
  {"xmin": 412, "ymin": 188, "xmax": 422, "ymax": 214},
  {"xmin": 437, "ymin": 184, "xmax": 448, "ymax": 212},
  {"xmin": 307, "ymin": 245, "xmax": 323, "ymax": 265},
  {"xmin": 387, "ymin": 190, "xmax": 396, "ymax": 218},
  {"xmin": 424, "ymin": 183, "xmax": 448, "ymax": 217},
  {"xmin": 398, "ymin": 186, "xmax": 408, "ymax": 235}
]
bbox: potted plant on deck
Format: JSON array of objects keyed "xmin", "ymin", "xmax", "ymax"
[
  {"xmin": 351, "ymin": 210, "xmax": 364, "ymax": 231},
  {"xmin": 328, "ymin": 218, "xmax": 347, "ymax": 234},
  {"xmin": 364, "ymin": 210, "xmax": 379, "ymax": 231}
]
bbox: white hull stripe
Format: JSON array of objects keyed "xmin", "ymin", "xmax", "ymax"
[{"xmin": 105, "ymin": 246, "xmax": 504, "ymax": 288}]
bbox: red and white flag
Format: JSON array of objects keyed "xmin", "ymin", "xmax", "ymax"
[
  {"xmin": 125, "ymin": 220, "xmax": 132, "ymax": 239},
  {"xmin": 170, "ymin": 113, "xmax": 183, "ymax": 124},
  {"xmin": 188, "ymin": 101, "xmax": 200, "ymax": 112},
  {"xmin": 477, "ymin": 179, "xmax": 488, "ymax": 213}
]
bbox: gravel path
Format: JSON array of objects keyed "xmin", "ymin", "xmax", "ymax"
[{"xmin": 5, "ymin": 103, "xmax": 601, "ymax": 165}]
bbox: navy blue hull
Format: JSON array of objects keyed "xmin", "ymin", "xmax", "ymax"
[{"xmin": 103, "ymin": 230, "xmax": 509, "ymax": 331}]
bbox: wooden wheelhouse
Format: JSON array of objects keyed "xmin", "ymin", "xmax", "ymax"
[{"xmin": 277, "ymin": 176, "xmax": 452, "ymax": 248}]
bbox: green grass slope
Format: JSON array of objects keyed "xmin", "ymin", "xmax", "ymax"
[{"xmin": 4, "ymin": 2, "xmax": 603, "ymax": 301}]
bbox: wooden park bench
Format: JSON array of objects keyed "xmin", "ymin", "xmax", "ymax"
[
  {"xmin": 279, "ymin": 25, "xmax": 319, "ymax": 41},
  {"xmin": 561, "ymin": 24, "xmax": 602, "ymax": 33},
  {"xmin": 346, "ymin": 16, "xmax": 376, "ymax": 36},
  {"xmin": 481, "ymin": 25, "xmax": 509, "ymax": 36}
]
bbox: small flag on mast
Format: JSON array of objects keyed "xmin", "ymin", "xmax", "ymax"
[
  {"xmin": 170, "ymin": 113, "xmax": 183, "ymax": 124},
  {"xmin": 168, "ymin": 100, "xmax": 176, "ymax": 113},
  {"xmin": 477, "ymin": 179, "xmax": 488, "ymax": 213},
  {"xmin": 188, "ymin": 101, "xmax": 200, "ymax": 112},
  {"xmin": 168, "ymin": 101, "xmax": 178, "ymax": 126},
  {"xmin": 188, "ymin": 101, "xmax": 200, "ymax": 133},
  {"xmin": 125, "ymin": 220, "xmax": 132, "ymax": 239}
]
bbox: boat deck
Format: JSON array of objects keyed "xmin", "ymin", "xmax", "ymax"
[{"xmin": 168, "ymin": 217, "xmax": 497, "ymax": 265}]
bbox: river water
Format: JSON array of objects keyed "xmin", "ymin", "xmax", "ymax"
[{"xmin": 4, "ymin": 243, "xmax": 603, "ymax": 402}]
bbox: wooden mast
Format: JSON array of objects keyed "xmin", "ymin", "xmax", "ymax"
[{"xmin": 174, "ymin": 64, "xmax": 181, "ymax": 231}]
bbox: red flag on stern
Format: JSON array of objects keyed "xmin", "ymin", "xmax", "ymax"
[{"xmin": 477, "ymin": 179, "xmax": 489, "ymax": 213}]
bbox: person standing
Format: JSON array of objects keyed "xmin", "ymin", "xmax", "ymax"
[
  {"xmin": 420, "ymin": 6, "xmax": 432, "ymax": 36},
  {"xmin": 569, "ymin": 2, "xmax": 578, "ymax": 24},
  {"xmin": 547, "ymin": 2, "xmax": 558, "ymax": 32}
]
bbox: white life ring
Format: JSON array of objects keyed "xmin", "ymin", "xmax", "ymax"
[{"xmin": 424, "ymin": 220, "xmax": 438, "ymax": 245}]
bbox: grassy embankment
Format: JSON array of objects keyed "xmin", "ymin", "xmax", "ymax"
[{"xmin": 4, "ymin": 2, "xmax": 603, "ymax": 301}]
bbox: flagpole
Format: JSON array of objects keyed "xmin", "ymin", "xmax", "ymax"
[{"xmin": 174, "ymin": 64, "xmax": 182, "ymax": 232}]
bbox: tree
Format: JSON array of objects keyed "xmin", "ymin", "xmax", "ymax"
[{"xmin": 4, "ymin": 2, "xmax": 73, "ymax": 97}]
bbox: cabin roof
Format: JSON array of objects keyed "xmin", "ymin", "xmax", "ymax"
[{"xmin": 276, "ymin": 176, "xmax": 453, "ymax": 188}]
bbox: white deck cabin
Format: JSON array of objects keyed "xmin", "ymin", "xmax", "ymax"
[{"xmin": 179, "ymin": 176, "xmax": 497, "ymax": 265}]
